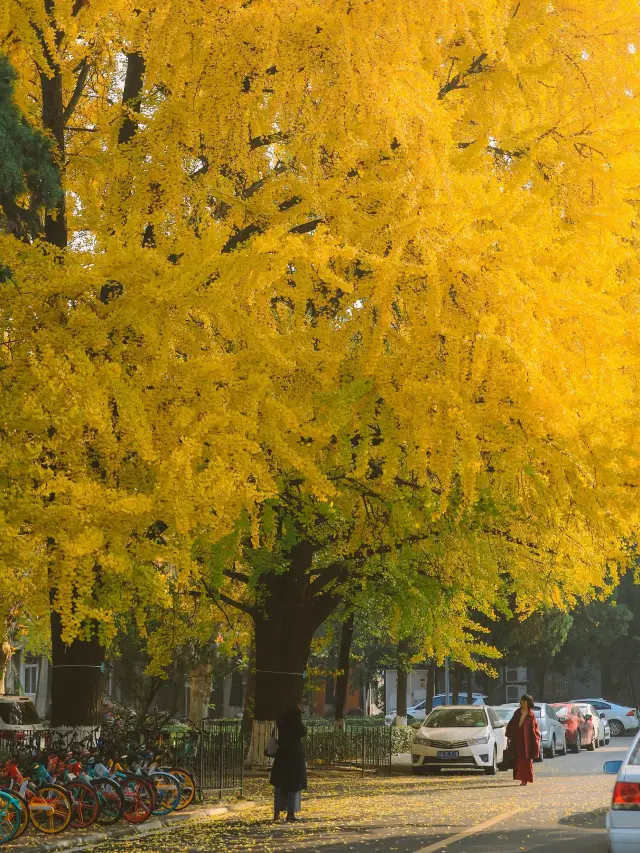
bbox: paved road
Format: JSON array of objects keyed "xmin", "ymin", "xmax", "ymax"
[{"xmin": 98, "ymin": 737, "xmax": 632, "ymax": 853}]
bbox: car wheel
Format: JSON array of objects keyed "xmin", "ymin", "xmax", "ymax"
[
  {"xmin": 546, "ymin": 736, "xmax": 556, "ymax": 759},
  {"xmin": 571, "ymin": 732, "xmax": 581, "ymax": 753},
  {"xmin": 609, "ymin": 720, "xmax": 624, "ymax": 738},
  {"xmin": 557, "ymin": 734, "xmax": 567, "ymax": 755},
  {"xmin": 587, "ymin": 730, "xmax": 596, "ymax": 751},
  {"xmin": 484, "ymin": 748, "xmax": 497, "ymax": 776},
  {"xmin": 605, "ymin": 737, "xmax": 610, "ymax": 745}
]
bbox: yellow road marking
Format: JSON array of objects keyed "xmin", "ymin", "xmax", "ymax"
[{"xmin": 412, "ymin": 808, "xmax": 524, "ymax": 853}]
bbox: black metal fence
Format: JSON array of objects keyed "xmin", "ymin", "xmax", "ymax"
[
  {"xmin": 0, "ymin": 720, "xmax": 394, "ymax": 796},
  {"xmin": 304, "ymin": 722, "xmax": 392, "ymax": 774},
  {"xmin": 199, "ymin": 720, "xmax": 245, "ymax": 796}
]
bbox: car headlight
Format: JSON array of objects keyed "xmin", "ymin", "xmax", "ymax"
[
  {"xmin": 414, "ymin": 736, "xmax": 430, "ymax": 746},
  {"xmin": 468, "ymin": 735, "xmax": 490, "ymax": 745}
]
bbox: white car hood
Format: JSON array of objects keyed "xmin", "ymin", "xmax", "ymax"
[{"xmin": 419, "ymin": 726, "xmax": 490, "ymax": 740}]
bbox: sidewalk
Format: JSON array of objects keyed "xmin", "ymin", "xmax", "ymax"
[
  {"xmin": 6, "ymin": 800, "xmax": 259, "ymax": 853},
  {"xmin": 8, "ymin": 764, "xmax": 415, "ymax": 853}
]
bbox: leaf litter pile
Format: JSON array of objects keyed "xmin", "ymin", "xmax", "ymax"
[{"xmin": 93, "ymin": 763, "xmax": 613, "ymax": 853}]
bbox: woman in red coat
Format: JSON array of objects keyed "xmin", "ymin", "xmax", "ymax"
[{"xmin": 505, "ymin": 695, "xmax": 541, "ymax": 786}]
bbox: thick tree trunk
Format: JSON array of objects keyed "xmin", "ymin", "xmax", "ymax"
[
  {"xmin": 252, "ymin": 543, "xmax": 340, "ymax": 721},
  {"xmin": 426, "ymin": 663, "xmax": 435, "ymax": 712},
  {"xmin": 242, "ymin": 640, "xmax": 256, "ymax": 736},
  {"xmin": 244, "ymin": 542, "xmax": 341, "ymax": 763},
  {"xmin": 50, "ymin": 613, "xmax": 103, "ymax": 727},
  {"xmin": 189, "ymin": 662, "xmax": 213, "ymax": 725},
  {"xmin": 334, "ymin": 611, "xmax": 355, "ymax": 727}
]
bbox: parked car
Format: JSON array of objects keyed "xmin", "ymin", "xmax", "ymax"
[
  {"xmin": 385, "ymin": 693, "xmax": 486, "ymax": 725},
  {"xmin": 0, "ymin": 695, "xmax": 43, "ymax": 730},
  {"xmin": 574, "ymin": 702, "xmax": 610, "ymax": 747},
  {"xmin": 412, "ymin": 705, "xmax": 506, "ymax": 775},
  {"xmin": 574, "ymin": 698, "xmax": 640, "ymax": 738},
  {"xmin": 493, "ymin": 702, "xmax": 567, "ymax": 758},
  {"xmin": 550, "ymin": 702, "xmax": 597, "ymax": 752},
  {"xmin": 603, "ymin": 730, "xmax": 640, "ymax": 852}
]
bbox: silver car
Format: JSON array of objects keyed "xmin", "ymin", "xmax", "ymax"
[{"xmin": 493, "ymin": 702, "xmax": 567, "ymax": 758}]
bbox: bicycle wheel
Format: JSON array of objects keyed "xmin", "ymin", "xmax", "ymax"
[
  {"xmin": 149, "ymin": 771, "xmax": 181, "ymax": 816},
  {"xmin": 121, "ymin": 774, "xmax": 154, "ymax": 824},
  {"xmin": 6, "ymin": 791, "xmax": 29, "ymax": 840},
  {"xmin": 0, "ymin": 791, "xmax": 22, "ymax": 843},
  {"xmin": 67, "ymin": 780, "xmax": 100, "ymax": 828},
  {"xmin": 29, "ymin": 784, "xmax": 73, "ymax": 834},
  {"xmin": 167, "ymin": 767, "xmax": 195, "ymax": 810},
  {"xmin": 92, "ymin": 777, "xmax": 125, "ymax": 826}
]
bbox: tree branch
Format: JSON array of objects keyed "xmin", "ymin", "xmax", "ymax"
[
  {"xmin": 217, "ymin": 591, "xmax": 255, "ymax": 616},
  {"xmin": 63, "ymin": 57, "xmax": 89, "ymax": 125},
  {"xmin": 438, "ymin": 52, "xmax": 488, "ymax": 100},
  {"xmin": 223, "ymin": 568, "xmax": 250, "ymax": 584}
]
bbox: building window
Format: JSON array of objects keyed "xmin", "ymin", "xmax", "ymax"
[{"xmin": 23, "ymin": 654, "xmax": 39, "ymax": 696}]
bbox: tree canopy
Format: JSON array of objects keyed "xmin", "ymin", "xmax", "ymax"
[{"xmin": 2, "ymin": 1, "xmax": 640, "ymax": 721}]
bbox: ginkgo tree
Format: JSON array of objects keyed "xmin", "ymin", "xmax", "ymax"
[{"xmin": 2, "ymin": 0, "xmax": 640, "ymax": 728}]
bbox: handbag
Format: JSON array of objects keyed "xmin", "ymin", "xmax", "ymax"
[{"xmin": 264, "ymin": 731, "xmax": 278, "ymax": 758}]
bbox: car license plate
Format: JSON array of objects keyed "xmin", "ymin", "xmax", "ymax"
[{"xmin": 437, "ymin": 750, "xmax": 459, "ymax": 759}]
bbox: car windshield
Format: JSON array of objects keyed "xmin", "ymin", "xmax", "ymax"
[
  {"xmin": 426, "ymin": 708, "xmax": 487, "ymax": 728},
  {"xmin": 0, "ymin": 700, "xmax": 40, "ymax": 725},
  {"xmin": 493, "ymin": 709, "xmax": 513, "ymax": 721},
  {"xmin": 552, "ymin": 706, "xmax": 571, "ymax": 717}
]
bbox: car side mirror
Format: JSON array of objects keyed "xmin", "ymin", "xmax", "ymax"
[
  {"xmin": 604, "ymin": 760, "xmax": 623, "ymax": 775},
  {"xmin": 600, "ymin": 713, "xmax": 606, "ymax": 719},
  {"xmin": 492, "ymin": 721, "xmax": 505, "ymax": 729}
]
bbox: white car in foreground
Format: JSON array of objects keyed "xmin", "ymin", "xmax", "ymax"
[
  {"xmin": 604, "ymin": 731, "xmax": 640, "ymax": 852},
  {"xmin": 412, "ymin": 705, "xmax": 506, "ymax": 775}
]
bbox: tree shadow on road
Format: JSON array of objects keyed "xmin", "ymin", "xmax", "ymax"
[{"xmin": 557, "ymin": 806, "xmax": 607, "ymax": 829}]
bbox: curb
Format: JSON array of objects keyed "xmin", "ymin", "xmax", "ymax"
[{"xmin": 7, "ymin": 800, "xmax": 260, "ymax": 853}]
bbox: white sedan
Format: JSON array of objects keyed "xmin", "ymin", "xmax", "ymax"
[
  {"xmin": 412, "ymin": 705, "xmax": 506, "ymax": 775},
  {"xmin": 576, "ymin": 698, "xmax": 640, "ymax": 737},
  {"xmin": 604, "ymin": 731, "xmax": 640, "ymax": 852}
]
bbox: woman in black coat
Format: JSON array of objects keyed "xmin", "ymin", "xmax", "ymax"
[{"xmin": 270, "ymin": 706, "xmax": 307, "ymax": 822}]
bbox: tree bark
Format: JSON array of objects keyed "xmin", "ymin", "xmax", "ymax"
[
  {"xmin": 334, "ymin": 611, "xmax": 355, "ymax": 726},
  {"xmin": 0, "ymin": 640, "xmax": 13, "ymax": 695},
  {"xmin": 452, "ymin": 663, "xmax": 460, "ymax": 705},
  {"xmin": 251, "ymin": 542, "xmax": 340, "ymax": 721},
  {"xmin": 241, "ymin": 640, "xmax": 256, "ymax": 736},
  {"xmin": 118, "ymin": 52, "xmax": 146, "ymax": 145},
  {"xmin": 189, "ymin": 662, "xmax": 213, "ymax": 725},
  {"xmin": 396, "ymin": 667, "xmax": 408, "ymax": 726},
  {"xmin": 40, "ymin": 66, "xmax": 67, "ymax": 247},
  {"xmin": 50, "ymin": 612, "xmax": 103, "ymax": 727},
  {"xmin": 426, "ymin": 663, "xmax": 436, "ymax": 712}
]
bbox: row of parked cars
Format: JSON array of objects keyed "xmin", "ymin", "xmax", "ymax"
[{"xmin": 409, "ymin": 697, "xmax": 639, "ymax": 776}]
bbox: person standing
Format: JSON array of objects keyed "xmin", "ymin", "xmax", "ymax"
[
  {"xmin": 506, "ymin": 694, "xmax": 541, "ymax": 786},
  {"xmin": 270, "ymin": 705, "xmax": 307, "ymax": 822}
]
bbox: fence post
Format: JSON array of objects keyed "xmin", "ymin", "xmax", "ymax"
[
  {"xmin": 361, "ymin": 726, "xmax": 365, "ymax": 778},
  {"xmin": 198, "ymin": 725, "xmax": 205, "ymax": 803},
  {"xmin": 219, "ymin": 727, "xmax": 225, "ymax": 800},
  {"xmin": 240, "ymin": 726, "xmax": 245, "ymax": 798}
]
